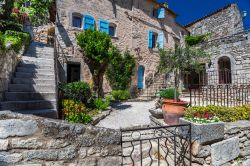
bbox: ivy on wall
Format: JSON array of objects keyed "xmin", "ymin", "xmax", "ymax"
[{"xmin": 185, "ymin": 33, "xmax": 212, "ymax": 46}]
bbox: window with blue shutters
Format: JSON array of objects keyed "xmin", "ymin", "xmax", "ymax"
[
  {"xmin": 99, "ymin": 20, "xmax": 109, "ymax": 34},
  {"xmin": 157, "ymin": 8, "xmax": 165, "ymax": 19},
  {"xmin": 84, "ymin": 15, "xmax": 95, "ymax": 30},
  {"xmin": 72, "ymin": 16, "xmax": 82, "ymax": 28},
  {"xmin": 158, "ymin": 32, "xmax": 164, "ymax": 49}
]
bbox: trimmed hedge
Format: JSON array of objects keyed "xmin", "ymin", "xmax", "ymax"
[{"xmin": 185, "ymin": 105, "xmax": 250, "ymax": 122}]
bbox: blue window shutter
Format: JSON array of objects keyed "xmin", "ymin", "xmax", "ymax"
[
  {"xmin": 137, "ymin": 66, "xmax": 144, "ymax": 89},
  {"xmin": 158, "ymin": 32, "xmax": 164, "ymax": 49},
  {"xmin": 84, "ymin": 15, "xmax": 95, "ymax": 30},
  {"xmin": 99, "ymin": 20, "xmax": 109, "ymax": 34},
  {"xmin": 157, "ymin": 8, "xmax": 165, "ymax": 19},
  {"xmin": 148, "ymin": 31, "xmax": 153, "ymax": 48}
]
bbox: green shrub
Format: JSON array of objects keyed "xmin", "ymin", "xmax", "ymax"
[
  {"xmin": 60, "ymin": 81, "xmax": 92, "ymax": 104},
  {"xmin": 185, "ymin": 105, "xmax": 250, "ymax": 122},
  {"xmin": 93, "ymin": 98, "xmax": 110, "ymax": 110},
  {"xmin": 184, "ymin": 33, "xmax": 211, "ymax": 46},
  {"xmin": 66, "ymin": 112, "xmax": 93, "ymax": 124},
  {"xmin": 63, "ymin": 99, "xmax": 93, "ymax": 124},
  {"xmin": 3, "ymin": 30, "xmax": 31, "ymax": 52},
  {"xmin": 0, "ymin": 32, "xmax": 5, "ymax": 50},
  {"xmin": 0, "ymin": 20, "xmax": 23, "ymax": 33},
  {"xmin": 111, "ymin": 90, "xmax": 130, "ymax": 101},
  {"xmin": 159, "ymin": 88, "xmax": 180, "ymax": 99}
]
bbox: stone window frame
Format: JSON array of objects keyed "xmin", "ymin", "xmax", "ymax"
[{"xmin": 70, "ymin": 12, "xmax": 84, "ymax": 29}]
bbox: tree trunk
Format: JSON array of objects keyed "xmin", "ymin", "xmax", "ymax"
[{"xmin": 92, "ymin": 64, "xmax": 107, "ymax": 98}]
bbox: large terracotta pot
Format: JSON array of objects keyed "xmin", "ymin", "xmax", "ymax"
[{"xmin": 162, "ymin": 99, "xmax": 188, "ymax": 125}]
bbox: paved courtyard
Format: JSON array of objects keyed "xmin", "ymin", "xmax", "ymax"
[{"xmin": 96, "ymin": 101, "xmax": 155, "ymax": 129}]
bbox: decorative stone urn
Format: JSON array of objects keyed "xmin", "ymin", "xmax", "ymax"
[{"xmin": 179, "ymin": 118, "xmax": 225, "ymax": 144}]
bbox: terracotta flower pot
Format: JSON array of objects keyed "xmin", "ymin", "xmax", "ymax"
[{"xmin": 162, "ymin": 99, "xmax": 188, "ymax": 125}]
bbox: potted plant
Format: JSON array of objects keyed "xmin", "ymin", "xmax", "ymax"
[
  {"xmin": 160, "ymin": 88, "xmax": 188, "ymax": 125},
  {"xmin": 158, "ymin": 46, "xmax": 209, "ymax": 125}
]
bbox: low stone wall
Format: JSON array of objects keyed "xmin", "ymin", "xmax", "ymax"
[
  {"xmin": 0, "ymin": 48, "xmax": 24, "ymax": 101},
  {"xmin": 150, "ymin": 115, "xmax": 250, "ymax": 166},
  {"xmin": 0, "ymin": 111, "xmax": 121, "ymax": 166}
]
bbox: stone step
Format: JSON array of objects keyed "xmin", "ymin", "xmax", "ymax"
[
  {"xmin": 19, "ymin": 63, "xmax": 54, "ymax": 69},
  {"xmin": 13, "ymin": 109, "xmax": 58, "ymax": 119},
  {"xmin": 21, "ymin": 61, "xmax": 54, "ymax": 66},
  {"xmin": 16, "ymin": 67, "xmax": 53, "ymax": 74},
  {"xmin": 5, "ymin": 92, "xmax": 56, "ymax": 101},
  {"xmin": 15, "ymin": 72, "xmax": 54, "ymax": 79},
  {"xmin": 12, "ymin": 78, "xmax": 55, "ymax": 84},
  {"xmin": 8, "ymin": 84, "xmax": 55, "ymax": 92},
  {"xmin": 0, "ymin": 100, "xmax": 56, "ymax": 111}
]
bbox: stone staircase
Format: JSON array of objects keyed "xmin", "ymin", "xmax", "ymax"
[
  {"xmin": 0, "ymin": 42, "xmax": 57, "ymax": 118},
  {"xmin": 137, "ymin": 74, "xmax": 167, "ymax": 101}
]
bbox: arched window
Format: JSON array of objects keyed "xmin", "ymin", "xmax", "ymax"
[
  {"xmin": 72, "ymin": 13, "xmax": 82, "ymax": 28},
  {"xmin": 218, "ymin": 56, "xmax": 232, "ymax": 84}
]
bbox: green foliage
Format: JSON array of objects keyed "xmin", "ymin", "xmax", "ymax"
[
  {"xmin": 77, "ymin": 29, "xmax": 113, "ymax": 64},
  {"xmin": 4, "ymin": 30, "xmax": 31, "ymax": 52},
  {"xmin": 111, "ymin": 90, "xmax": 130, "ymax": 101},
  {"xmin": 0, "ymin": 32, "xmax": 5, "ymax": 50},
  {"xmin": 63, "ymin": 100, "xmax": 93, "ymax": 124},
  {"xmin": 76, "ymin": 29, "xmax": 115, "ymax": 97},
  {"xmin": 0, "ymin": 0, "xmax": 15, "ymax": 19},
  {"xmin": 106, "ymin": 48, "xmax": 136, "ymax": 90},
  {"xmin": 60, "ymin": 81, "xmax": 92, "ymax": 104},
  {"xmin": 66, "ymin": 112, "xmax": 93, "ymax": 124},
  {"xmin": 185, "ymin": 105, "xmax": 250, "ymax": 122},
  {"xmin": 93, "ymin": 98, "xmax": 110, "ymax": 110},
  {"xmin": 185, "ymin": 33, "xmax": 211, "ymax": 46},
  {"xmin": 158, "ymin": 46, "xmax": 209, "ymax": 90},
  {"xmin": 0, "ymin": 20, "xmax": 23, "ymax": 33},
  {"xmin": 159, "ymin": 88, "xmax": 180, "ymax": 99},
  {"xmin": 15, "ymin": 0, "xmax": 54, "ymax": 26}
]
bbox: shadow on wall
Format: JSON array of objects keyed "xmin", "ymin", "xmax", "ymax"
[{"xmin": 56, "ymin": 13, "xmax": 73, "ymax": 47}]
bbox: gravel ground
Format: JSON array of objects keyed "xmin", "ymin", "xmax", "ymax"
[{"xmin": 96, "ymin": 101, "xmax": 155, "ymax": 129}]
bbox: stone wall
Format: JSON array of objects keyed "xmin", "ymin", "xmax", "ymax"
[
  {"xmin": 0, "ymin": 111, "xmax": 121, "ymax": 166},
  {"xmin": 186, "ymin": 4, "xmax": 244, "ymax": 40},
  {"xmin": 204, "ymin": 30, "xmax": 250, "ymax": 84},
  {"xmin": 55, "ymin": 0, "xmax": 188, "ymax": 93},
  {"xmin": 0, "ymin": 48, "xmax": 24, "ymax": 101}
]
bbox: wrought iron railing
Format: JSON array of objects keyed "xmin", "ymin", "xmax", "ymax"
[
  {"xmin": 189, "ymin": 84, "xmax": 250, "ymax": 107},
  {"xmin": 121, "ymin": 124, "xmax": 191, "ymax": 166}
]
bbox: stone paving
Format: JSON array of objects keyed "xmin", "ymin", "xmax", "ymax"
[{"xmin": 96, "ymin": 101, "xmax": 155, "ymax": 129}]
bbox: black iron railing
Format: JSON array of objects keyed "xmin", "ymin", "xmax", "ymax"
[
  {"xmin": 189, "ymin": 84, "xmax": 250, "ymax": 107},
  {"xmin": 121, "ymin": 124, "xmax": 191, "ymax": 166}
]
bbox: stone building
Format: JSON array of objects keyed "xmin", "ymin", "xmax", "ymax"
[
  {"xmin": 55, "ymin": 0, "xmax": 188, "ymax": 96},
  {"xmin": 185, "ymin": 4, "xmax": 250, "ymax": 86}
]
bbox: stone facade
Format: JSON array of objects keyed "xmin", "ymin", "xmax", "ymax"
[
  {"xmin": 0, "ymin": 48, "xmax": 24, "ymax": 101},
  {"xmin": 186, "ymin": 4, "xmax": 244, "ymax": 40},
  {"xmin": 0, "ymin": 111, "xmax": 121, "ymax": 166},
  {"xmin": 185, "ymin": 3, "xmax": 250, "ymax": 86},
  {"xmin": 55, "ymin": 0, "xmax": 187, "ymax": 94}
]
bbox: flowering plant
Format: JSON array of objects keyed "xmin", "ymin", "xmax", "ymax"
[{"xmin": 185, "ymin": 111, "xmax": 220, "ymax": 124}]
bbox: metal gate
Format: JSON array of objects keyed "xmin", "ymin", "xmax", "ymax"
[{"xmin": 121, "ymin": 124, "xmax": 191, "ymax": 166}]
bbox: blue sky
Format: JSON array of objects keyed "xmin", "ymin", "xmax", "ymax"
[{"xmin": 158, "ymin": 0, "xmax": 250, "ymax": 29}]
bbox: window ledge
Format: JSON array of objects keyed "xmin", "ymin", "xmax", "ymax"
[
  {"xmin": 70, "ymin": 27, "xmax": 84, "ymax": 31},
  {"xmin": 111, "ymin": 36, "xmax": 119, "ymax": 40}
]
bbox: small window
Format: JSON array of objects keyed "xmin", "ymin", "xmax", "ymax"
[
  {"xmin": 153, "ymin": 9, "xmax": 158, "ymax": 18},
  {"xmin": 72, "ymin": 16, "xmax": 82, "ymax": 28},
  {"xmin": 152, "ymin": 32, "xmax": 158, "ymax": 48},
  {"xmin": 109, "ymin": 23, "xmax": 116, "ymax": 37}
]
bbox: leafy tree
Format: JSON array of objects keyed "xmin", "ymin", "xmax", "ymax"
[
  {"xmin": 158, "ymin": 46, "xmax": 209, "ymax": 95},
  {"xmin": 0, "ymin": 0, "xmax": 15, "ymax": 20},
  {"xmin": 106, "ymin": 48, "xmax": 135, "ymax": 90},
  {"xmin": 76, "ymin": 29, "xmax": 114, "ymax": 97}
]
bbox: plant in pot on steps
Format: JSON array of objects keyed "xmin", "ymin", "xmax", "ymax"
[{"xmin": 158, "ymin": 45, "xmax": 209, "ymax": 125}]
